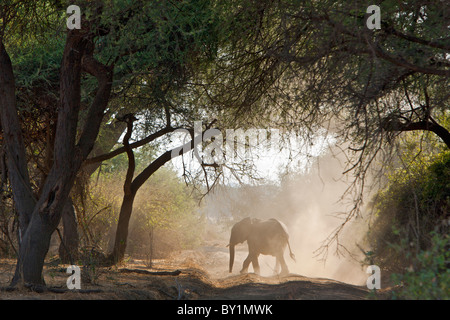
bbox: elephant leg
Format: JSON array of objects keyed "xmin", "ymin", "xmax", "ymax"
[
  {"xmin": 277, "ymin": 254, "xmax": 289, "ymax": 276},
  {"xmin": 240, "ymin": 254, "xmax": 252, "ymax": 274},
  {"xmin": 252, "ymin": 255, "xmax": 260, "ymax": 275},
  {"xmin": 274, "ymin": 258, "xmax": 281, "ymax": 275}
]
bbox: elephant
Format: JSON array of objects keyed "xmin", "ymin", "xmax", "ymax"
[{"xmin": 227, "ymin": 217, "xmax": 296, "ymax": 275}]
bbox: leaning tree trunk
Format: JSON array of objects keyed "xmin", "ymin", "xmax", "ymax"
[
  {"xmin": 108, "ymin": 193, "xmax": 136, "ymax": 264},
  {"xmin": 108, "ymin": 115, "xmax": 137, "ymax": 264}
]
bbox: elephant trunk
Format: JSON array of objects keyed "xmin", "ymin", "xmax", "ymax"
[{"xmin": 229, "ymin": 244, "xmax": 235, "ymax": 273}]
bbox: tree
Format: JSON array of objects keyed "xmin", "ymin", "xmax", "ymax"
[
  {"xmin": 197, "ymin": 0, "xmax": 449, "ymax": 255},
  {"xmin": 2, "ymin": 0, "xmax": 447, "ymax": 288},
  {"xmin": 2, "ymin": 24, "xmax": 131, "ymax": 263},
  {"xmin": 104, "ymin": 114, "xmax": 213, "ymax": 264},
  {"xmin": 0, "ymin": 0, "xmax": 218, "ymax": 287},
  {"xmin": 1, "ymin": 7, "xmax": 114, "ymax": 286}
]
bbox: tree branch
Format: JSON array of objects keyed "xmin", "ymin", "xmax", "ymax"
[
  {"xmin": 129, "ymin": 119, "xmax": 218, "ymax": 193},
  {"xmin": 383, "ymin": 119, "xmax": 450, "ymax": 149},
  {"xmin": 322, "ymin": 15, "xmax": 450, "ymax": 77},
  {"xmin": 84, "ymin": 125, "xmax": 176, "ymax": 165},
  {"xmin": 369, "ymin": 43, "xmax": 450, "ymax": 77},
  {"xmin": 119, "ymin": 114, "xmax": 137, "ymax": 196},
  {"xmin": 384, "ymin": 24, "xmax": 450, "ymax": 51},
  {"xmin": 130, "ymin": 133, "xmax": 203, "ymax": 194},
  {"xmin": 77, "ymin": 49, "xmax": 114, "ymax": 160}
]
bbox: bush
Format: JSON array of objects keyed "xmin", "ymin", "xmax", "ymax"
[
  {"xmin": 367, "ymin": 149, "xmax": 449, "ymax": 297},
  {"xmin": 391, "ymin": 232, "xmax": 449, "ymax": 300}
]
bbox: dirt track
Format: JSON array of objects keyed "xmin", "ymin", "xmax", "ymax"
[{"xmin": 0, "ymin": 247, "xmax": 391, "ymax": 300}]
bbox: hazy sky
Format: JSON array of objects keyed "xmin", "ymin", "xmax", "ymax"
[{"xmin": 168, "ymin": 126, "xmax": 335, "ymax": 184}]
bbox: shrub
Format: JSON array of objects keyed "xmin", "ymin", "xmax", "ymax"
[
  {"xmin": 367, "ymin": 149, "xmax": 449, "ymax": 297},
  {"xmin": 391, "ymin": 232, "xmax": 449, "ymax": 300}
]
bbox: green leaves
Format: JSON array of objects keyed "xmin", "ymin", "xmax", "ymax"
[
  {"xmin": 369, "ymin": 146, "xmax": 449, "ymax": 299},
  {"xmin": 10, "ymin": 35, "xmax": 64, "ymax": 89},
  {"xmin": 97, "ymin": 0, "xmax": 218, "ymax": 79},
  {"xmin": 391, "ymin": 232, "xmax": 449, "ymax": 300}
]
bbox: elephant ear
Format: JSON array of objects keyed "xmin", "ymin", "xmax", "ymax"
[{"xmin": 230, "ymin": 217, "xmax": 252, "ymax": 245}]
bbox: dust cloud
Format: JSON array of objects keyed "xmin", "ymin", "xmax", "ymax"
[{"xmin": 203, "ymin": 148, "xmax": 371, "ymax": 285}]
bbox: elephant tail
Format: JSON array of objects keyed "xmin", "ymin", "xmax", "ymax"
[
  {"xmin": 287, "ymin": 239, "xmax": 296, "ymax": 263},
  {"xmin": 277, "ymin": 219, "xmax": 296, "ymax": 263}
]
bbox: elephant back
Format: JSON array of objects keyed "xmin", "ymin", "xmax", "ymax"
[{"xmin": 268, "ymin": 218, "xmax": 290, "ymax": 239}]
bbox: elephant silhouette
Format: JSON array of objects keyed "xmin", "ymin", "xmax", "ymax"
[{"xmin": 228, "ymin": 217, "xmax": 296, "ymax": 275}]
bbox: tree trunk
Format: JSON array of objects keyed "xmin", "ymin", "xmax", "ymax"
[
  {"xmin": 10, "ymin": 28, "xmax": 87, "ymax": 286},
  {"xmin": 108, "ymin": 116, "xmax": 136, "ymax": 264},
  {"xmin": 7, "ymin": 25, "xmax": 112, "ymax": 287},
  {"xmin": 58, "ymin": 198, "xmax": 79, "ymax": 264},
  {"xmin": 148, "ymin": 225, "xmax": 154, "ymax": 267},
  {"xmin": 0, "ymin": 40, "xmax": 36, "ymax": 240},
  {"xmin": 11, "ymin": 209, "xmax": 55, "ymax": 287},
  {"xmin": 108, "ymin": 193, "xmax": 136, "ymax": 264}
]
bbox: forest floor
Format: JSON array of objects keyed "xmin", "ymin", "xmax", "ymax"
[{"xmin": 0, "ymin": 244, "xmax": 392, "ymax": 300}]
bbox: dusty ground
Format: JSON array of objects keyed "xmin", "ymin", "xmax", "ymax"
[{"xmin": 0, "ymin": 245, "xmax": 391, "ymax": 300}]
